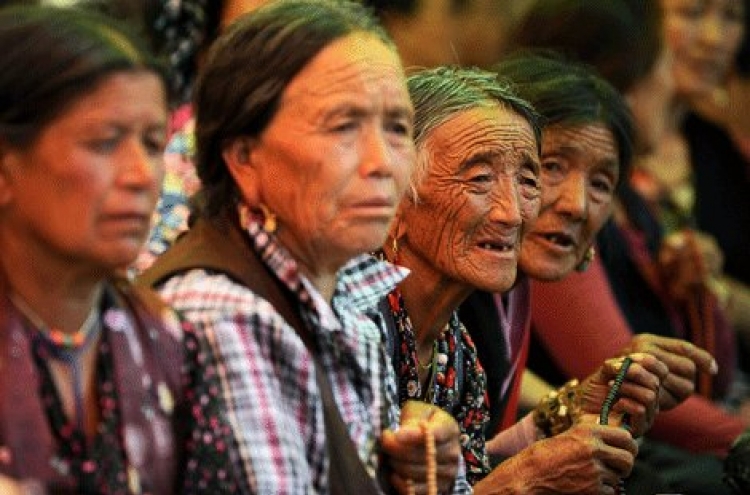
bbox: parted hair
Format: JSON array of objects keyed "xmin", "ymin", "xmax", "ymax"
[{"xmin": 192, "ymin": 0, "xmax": 394, "ymax": 219}]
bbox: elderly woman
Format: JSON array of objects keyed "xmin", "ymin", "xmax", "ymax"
[
  {"xmin": 454, "ymin": 52, "xmax": 718, "ymax": 493},
  {"xmin": 0, "ymin": 5, "xmax": 242, "ymax": 494},
  {"xmin": 139, "ymin": 1, "xmax": 465, "ymax": 493},
  {"xmin": 378, "ymin": 65, "xmax": 670, "ymax": 494}
]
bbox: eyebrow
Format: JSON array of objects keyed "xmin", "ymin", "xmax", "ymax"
[
  {"xmin": 320, "ymin": 101, "xmax": 413, "ymax": 122},
  {"xmin": 552, "ymin": 145, "xmax": 618, "ymax": 168},
  {"xmin": 458, "ymin": 150, "xmax": 504, "ymax": 174}
]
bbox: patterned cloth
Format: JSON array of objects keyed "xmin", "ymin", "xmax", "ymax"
[
  {"xmin": 134, "ymin": 109, "xmax": 197, "ymax": 274},
  {"xmin": 155, "ymin": 214, "xmax": 430, "ymax": 493},
  {"xmin": 0, "ymin": 282, "xmax": 243, "ymax": 494},
  {"xmin": 385, "ymin": 288, "xmax": 490, "ymax": 485}
]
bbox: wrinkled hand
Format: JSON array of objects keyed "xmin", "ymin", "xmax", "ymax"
[
  {"xmin": 619, "ymin": 334, "xmax": 718, "ymax": 410},
  {"xmin": 579, "ymin": 353, "xmax": 666, "ymax": 437},
  {"xmin": 382, "ymin": 400, "xmax": 462, "ymax": 495},
  {"xmin": 475, "ymin": 423, "xmax": 637, "ymax": 495}
]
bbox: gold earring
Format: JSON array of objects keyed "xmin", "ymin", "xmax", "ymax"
[
  {"xmin": 258, "ymin": 203, "xmax": 277, "ymax": 234},
  {"xmin": 575, "ymin": 245, "xmax": 596, "ymax": 272},
  {"xmin": 393, "ymin": 236, "xmax": 401, "ymax": 263}
]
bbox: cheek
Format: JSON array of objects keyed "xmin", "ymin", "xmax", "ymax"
[
  {"xmin": 395, "ymin": 145, "xmax": 417, "ymax": 179},
  {"xmin": 521, "ymin": 196, "xmax": 541, "ymax": 224},
  {"xmin": 583, "ymin": 203, "xmax": 613, "ymax": 244}
]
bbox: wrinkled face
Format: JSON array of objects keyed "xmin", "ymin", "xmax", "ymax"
[
  {"xmin": 0, "ymin": 72, "xmax": 167, "ymax": 271},
  {"xmin": 243, "ymin": 33, "xmax": 415, "ymax": 274},
  {"xmin": 397, "ymin": 105, "xmax": 540, "ymax": 294},
  {"xmin": 662, "ymin": 0, "xmax": 745, "ymax": 98},
  {"xmin": 520, "ymin": 124, "xmax": 619, "ymax": 281}
]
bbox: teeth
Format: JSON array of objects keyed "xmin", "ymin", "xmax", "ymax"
[
  {"xmin": 481, "ymin": 243, "xmax": 509, "ymax": 251},
  {"xmin": 546, "ymin": 234, "xmax": 570, "ymax": 246}
]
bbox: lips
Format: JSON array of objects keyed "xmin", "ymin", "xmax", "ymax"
[
  {"xmin": 352, "ymin": 198, "xmax": 394, "ymax": 208},
  {"xmin": 541, "ymin": 232, "xmax": 576, "ymax": 248},
  {"xmin": 101, "ymin": 212, "xmax": 152, "ymax": 231},
  {"xmin": 478, "ymin": 240, "xmax": 515, "ymax": 252},
  {"xmin": 477, "ymin": 232, "xmax": 519, "ymax": 253}
]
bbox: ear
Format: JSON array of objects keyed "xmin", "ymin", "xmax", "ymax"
[
  {"xmin": 389, "ymin": 204, "xmax": 408, "ymax": 240},
  {"xmin": 222, "ymin": 136, "xmax": 261, "ymax": 206}
]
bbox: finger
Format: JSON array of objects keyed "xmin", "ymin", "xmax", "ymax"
[
  {"xmin": 390, "ymin": 470, "xmax": 437, "ymax": 495},
  {"xmin": 661, "ymin": 373, "xmax": 698, "ymax": 402},
  {"xmin": 614, "ymin": 380, "xmax": 660, "ymax": 407},
  {"xmin": 598, "ymin": 443, "xmax": 636, "ymax": 479},
  {"xmin": 646, "ymin": 337, "xmax": 717, "ymax": 375},
  {"xmin": 626, "ymin": 353, "xmax": 669, "ymax": 382},
  {"xmin": 595, "ymin": 425, "xmax": 639, "ymax": 457},
  {"xmin": 603, "ymin": 359, "xmax": 663, "ymax": 393},
  {"xmin": 422, "ymin": 409, "xmax": 460, "ymax": 444},
  {"xmin": 382, "ymin": 429, "xmax": 428, "ymax": 464},
  {"xmin": 388, "ymin": 474, "xmax": 412, "ymax": 495}
]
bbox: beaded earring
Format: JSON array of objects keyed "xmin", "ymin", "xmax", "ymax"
[{"xmin": 575, "ymin": 245, "xmax": 596, "ymax": 272}]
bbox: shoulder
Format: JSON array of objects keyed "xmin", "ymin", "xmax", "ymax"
[
  {"xmin": 153, "ymin": 269, "xmax": 292, "ymax": 347},
  {"xmin": 156, "ymin": 269, "xmax": 266, "ymax": 311}
]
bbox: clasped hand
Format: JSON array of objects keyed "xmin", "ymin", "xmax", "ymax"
[{"xmin": 382, "ymin": 400, "xmax": 462, "ymax": 495}]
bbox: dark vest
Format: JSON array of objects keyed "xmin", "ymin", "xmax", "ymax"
[{"xmin": 138, "ymin": 210, "xmax": 382, "ymax": 495}]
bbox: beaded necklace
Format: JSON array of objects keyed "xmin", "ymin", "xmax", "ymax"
[
  {"xmin": 9, "ymin": 292, "xmax": 102, "ymax": 431},
  {"xmin": 386, "ymin": 286, "xmax": 491, "ymax": 484}
]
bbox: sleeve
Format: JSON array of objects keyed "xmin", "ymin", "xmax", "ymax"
[{"xmin": 530, "ymin": 256, "xmax": 747, "ymax": 456}]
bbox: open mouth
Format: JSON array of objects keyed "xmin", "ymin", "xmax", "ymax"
[
  {"xmin": 478, "ymin": 241, "xmax": 515, "ymax": 252},
  {"xmin": 541, "ymin": 232, "xmax": 576, "ymax": 248}
]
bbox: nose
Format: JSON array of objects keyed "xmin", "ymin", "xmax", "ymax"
[
  {"xmin": 119, "ymin": 139, "xmax": 163, "ymax": 191},
  {"xmin": 359, "ymin": 127, "xmax": 395, "ymax": 178},
  {"xmin": 552, "ymin": 172, "xmax": 587, "ymax": 221},
  {"xmin": 488, "ymin": 176, "xmax": 523, "ymax": 228}
]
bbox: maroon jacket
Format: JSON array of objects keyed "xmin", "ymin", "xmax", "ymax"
[{"xmin": 0, "ymin": 279, "xmax": 185, "ymax": 494}]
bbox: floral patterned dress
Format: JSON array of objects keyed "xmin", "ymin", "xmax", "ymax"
[{"xmin": 386, "ymin": 288, "xmax": 490, "ymax": 485}]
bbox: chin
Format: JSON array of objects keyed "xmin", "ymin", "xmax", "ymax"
[
  {"xmin": 471, "ymin": 270, "xmax": 518, "ymax": 293},
  {"xmin": 521, "ymin": 258, "xmax": 572, "ymax": 282}
]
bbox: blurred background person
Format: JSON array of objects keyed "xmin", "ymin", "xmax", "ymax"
[
  {"xmin": 0, "ymin": 4, "xmax": 244, "ymax": 494},
  {"xmin": 507, "ymin": 0, "xmax": 749, "ymax": 493}
]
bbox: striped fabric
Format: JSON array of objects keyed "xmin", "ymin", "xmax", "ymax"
[{"xmin": 156, "ymin": 216, "xmax": 409, "ymax": 493}]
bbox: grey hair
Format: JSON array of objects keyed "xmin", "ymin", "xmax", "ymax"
[{"xmin": 406, "ymin": 66, "xmax": 541, "ymax": 200}]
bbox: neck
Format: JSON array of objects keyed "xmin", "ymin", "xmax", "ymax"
[
  {"xmin": 1, "ymin": 235, "xmax": 105, "ymax": 334},
  {"xmin": 275, "ymin": 232, "xmax": 344, "ymax": 304},
  {"xmin": 301, "ymin": 269, "xmax": 338, "ymax": 303},
  {"xmin": 386, "ymin": 242, "xmax": 471, "ymax": 348}
]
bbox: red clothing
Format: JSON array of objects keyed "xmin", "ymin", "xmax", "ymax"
[{"xmin": 530, "ymin": 255, "xmax": 748, "ymax": 456}]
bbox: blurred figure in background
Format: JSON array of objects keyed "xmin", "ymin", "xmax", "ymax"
[
  {"xmin": 0, "ymin": 5, "xmax": 244, "ymax": 494},
  {"xmin": 508, "ymin": 0, "xmax": 748, "ymax": 493}
]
